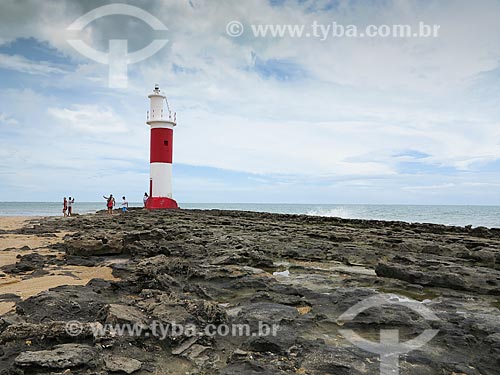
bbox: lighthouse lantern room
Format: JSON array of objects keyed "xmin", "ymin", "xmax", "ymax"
[{"xmin": 145, "ymin": 84, "xmax": 179, "ymax": 209}]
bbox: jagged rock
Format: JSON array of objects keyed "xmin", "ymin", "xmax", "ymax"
[
  {"xmin": 0, "ymin": 321, "xmax": 101, "ymax": 342},
  {"xmin": 183, "ymin": 343, "xmax": 210, "ymax": 363},
  {"xmin": 172, "ymin": 336, "xmax": 198, "ymax": 355},
  {"xmin": 14, "ymin": 343, "xmax": 97, "ymax": 369},
  {"xmin": 220, "ymin": 361, "xmax": 290, "ymax": 375},
  {"xmin": 236, "ymin": 303, "xmax": 299, "ymax": 324},
  {"xmin": 16, "ymin": 285, "xmax": 109, "ymax": 322},
  {"xmin": 470, "ymin": 226, "xmax": 491, "ymax": 238},
  {"xmin": 104, "ymin": 304, "xmax": 148, "ymax": 328},
  {"xmin": 3, "ymin": 208, "xmax": 500, "ymax": 375},
  {"xmin": 376, "ymin": 255, "xmax": 500, "ymax": 295},
  {"xmin": 136, "ymin": 254, "xmax": 199, "ymax": 278},
  {"xmin": 300, "ymin": 345, "xmax": 376, "ymax": 374},
  {"xmin": 104, "ymin": 356, "xmax": 142, "ymax": 373},
  {"xmin": 65, "ymin": 236, "xmax": 123, "ymax": 256},
  {"xmin": 151, "ymin": 304, "xmax": 191, "ymax": 326},
  {"xmin": 1, "ymin": 253, "xmax": 54, "ymax": 274},
  {"xmin": 0, "ymin": 312, "xmax": 25, "ymax": 330}
]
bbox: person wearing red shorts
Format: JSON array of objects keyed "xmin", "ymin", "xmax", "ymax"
[{"xmin": 103, "ymin": 194, "xmax": 115, "ymax": 215}]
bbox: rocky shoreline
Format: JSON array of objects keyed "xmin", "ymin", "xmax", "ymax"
[{"xmin": 1, "ymin": 209, "xmax": 499, "ymax": 374}]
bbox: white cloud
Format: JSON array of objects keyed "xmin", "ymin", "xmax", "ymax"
[
  {"xmin": 0, "ymin": 112, "xmax": 18, "ymax": 125},
  {"xmin": 403, "ymin": 183, "xmax": 456, "ymax": 192},
  {"xmin": 1, "ymin": 0, "xmax": 500, "ymax": 203},
  {"xmin": 0, "ymin": 53, "xmax": 67, "ymax": 75},
  {"xmin": 48, "ymin": 105, "xmax": 127, "ymax": 134}
]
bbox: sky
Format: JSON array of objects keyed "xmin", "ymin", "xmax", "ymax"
[{"xmin": 0, "ymin": 0, "xmax": 500, "ymax": 204}]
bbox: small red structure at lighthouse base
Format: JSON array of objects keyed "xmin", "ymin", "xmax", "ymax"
[
  {"xmin": 145, "ymin": 84, "xmax": 179, "ymax": 210},
  {"xmin": 146, "ymin": 197, "xmax": 178, "ymax": 209}
]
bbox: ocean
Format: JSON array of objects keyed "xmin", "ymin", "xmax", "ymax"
[{"xmin": 0, "ymin": 202, "xmax": 499, "ymax": 228}]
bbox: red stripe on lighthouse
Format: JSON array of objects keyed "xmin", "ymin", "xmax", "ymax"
[{"xmin": 150, "ymin": 128, "xmax": 173, "ymax": 163}]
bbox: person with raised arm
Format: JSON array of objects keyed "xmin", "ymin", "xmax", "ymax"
[{"xmin": 103, "ymin": 194, "xmax": 115, "ymax": 215}]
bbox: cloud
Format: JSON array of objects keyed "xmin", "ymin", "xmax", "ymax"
[
  {"xmin": 0, "ymin": 53, "xmax": 67, "ymax": 75},
  {"xmin": 48, "ymin": 105, "xmax": 127, "ymax": 134},
  {"xmin": 403, "ymin": 183, "xmax": 456, "ymax": 192},
  {"xmin": 0, "ymin": 112, "xmax": 18, "ymax": 125},
  {"xmin": 0, "ymin": 0, "xmax": 500, "ymax": 203}
]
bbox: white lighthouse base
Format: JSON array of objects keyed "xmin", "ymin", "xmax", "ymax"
[{"xmin": 150, "ymin": 163, "xmax": 173, "ymax": 198}]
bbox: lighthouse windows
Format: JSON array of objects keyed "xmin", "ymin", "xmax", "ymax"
[{"xmin": 164, "ymin": 140, "xmax": 169, "ymax": 146}]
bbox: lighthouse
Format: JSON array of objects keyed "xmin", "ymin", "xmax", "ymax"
[{"xmin": 145, "ymin": 84, "xmax": 179, "ymax": 209}]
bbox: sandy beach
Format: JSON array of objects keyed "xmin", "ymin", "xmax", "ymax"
[
  {"xmin": 0, "ymin": 210, "xmax": 499, "ymax": 374},
  {"xmin": 0, "ymin": 216, "xmax": 118, "ymax": 315}
]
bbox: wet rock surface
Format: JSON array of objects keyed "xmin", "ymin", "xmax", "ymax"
[{"xmin": 0, "ymin": 209, "xmax": 499, "ymax": 374}]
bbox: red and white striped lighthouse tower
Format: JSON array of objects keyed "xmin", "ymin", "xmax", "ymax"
[{"xmin": 145, "ymin": 84, "xmax": 179, "ymax": 209}]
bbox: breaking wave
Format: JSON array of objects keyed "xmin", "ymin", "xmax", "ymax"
[{"xmin": 305, "ymin": 206, "xmax": 355, "ymax": 219}]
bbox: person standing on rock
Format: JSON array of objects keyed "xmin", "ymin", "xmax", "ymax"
[
  {"xmin": 121, "ymin": 196, "xmax": 129, "ymax": 213},
  {"xmin": 143, "ymin": 192, "xmax": 149, "ymax": 208},
  {"xmin": 63, "ymin": 197, "xmax": 68, "ymax": 217},
  {"xmin": 67, "ymin": 197, "xmax": 75, "ymax": 217},
  {"xmin": 103, "ymin": 194, "xmax": 115, "ymax": 215}
]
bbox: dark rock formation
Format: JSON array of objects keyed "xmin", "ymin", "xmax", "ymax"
[
  {"xmin": 14, "ymin": 344, "xmax": 97, "ymax": 369},
  {"xmin": 1, "ymin": 209, "xmax": 499, "ymax": 374}
]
